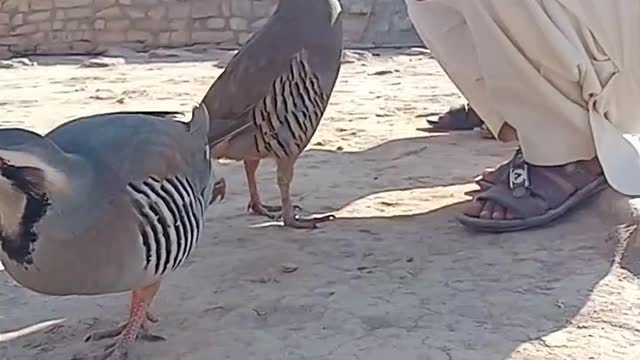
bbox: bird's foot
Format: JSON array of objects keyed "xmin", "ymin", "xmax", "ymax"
[
  {"xmin": 79, "ymin": 319, "xmax": 164, "ymax": 360},
  {"xmin": 76, "ymin": 339, "xmax": 130, "ymax": 360},
  {"xmin": 283, "ymin": 213, "xmax": 336, "ymax": 229},
  {"xmin": 211, "ymin": 178, "xmax": 226, "ymax": 203},
  {"xmin": 247, "ymin": 201, "xmax": 278, "ymax": 219},
  {"xmin": 261, "ymin": 204, "xmax": 283, "ymax": 213},
  {"xmin": 145, "ymin": 311, "xmax": 159, "ymax": 323},
  {"xmin": 262, "ymin": 204, "xmax": 304, "ymax": 213},
  {"xmin": 84, "ymin": 311, "xmax": 164, "ymax": 343},
  {"xmin": 247, "ymin": 201, "xmax": 302, "ymax": 219},
  {"xmin": 76, "ymin": 285, "xmax": 163, "ymax": 360}
]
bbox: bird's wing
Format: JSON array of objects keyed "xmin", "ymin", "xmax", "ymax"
[{"xmin": 201, "ymin": 16, "xmax": 307, "ymax": 144}]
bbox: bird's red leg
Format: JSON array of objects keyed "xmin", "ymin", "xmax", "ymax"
[
  {"xmin": 276, "ymin": 158, "xmax": 335, "ymax": 229},
  {"xmin": 244, "ymin": 159, "xmax": 303, "ymax": 218},
  {"xmin": 245, "ymin": 159, "xmax": 280, "ymax": 217},
  {"xmin": 81, "ymin": 283, "xmax": 164, "ymax": 360}
]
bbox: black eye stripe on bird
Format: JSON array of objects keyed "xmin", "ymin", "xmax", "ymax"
[
  {"xmin": 0, "ymin": 103, "xmax": 226, "ymax": 358},
  {"xmin": 202, "ymin": 0, "xmax": 343, "ymax": 229}
]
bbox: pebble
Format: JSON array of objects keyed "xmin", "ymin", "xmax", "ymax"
[
  {"xmin": 252, "ymin": 308, "xmax": 267, "ymax": 317},
  {"xmin": 541, "ymin": 332, "xmax": 570, "ymax": 347},
  {"xmin": 341, "ymin": 49, "xmax": 373, "ymax": 64},
  {"xmin": 281, "ymin": 263, "xmax": 299, "ymax": 273},
  {"xmin": 402, "ymin": 47, "xmax": 431, "ymax": 56},
  {"xmin": 314, "ymin": 288, "xmax": 336, "ymax": 298},
  {"xmin": 371, "ymin": 69, "xmax": 393, "ymax": 76},
  {"xmin": 79, "ymin": 57, "xmax": 125, "ymax": 68},
  {"xmin": 0, "ymin": 58, "xmax": 36, "ymax": 69}
]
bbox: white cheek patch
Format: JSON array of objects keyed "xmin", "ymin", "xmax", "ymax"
[{"xmin": 0, "ymin": 150, "xmax": 69, "ymax": 193}]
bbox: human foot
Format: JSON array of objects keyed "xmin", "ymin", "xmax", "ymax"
[
  {"xmin": 459, "ymin": 151, "xmax": 607, "ymax": 232},
  {"xmin": 473, "ymin": 149, "xmax": 522, "ymax": 190}
]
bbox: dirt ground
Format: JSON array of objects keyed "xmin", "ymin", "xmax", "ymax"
[{"xmin": 0, "ymin": 47, "xmax": 639, "ymax": 360}]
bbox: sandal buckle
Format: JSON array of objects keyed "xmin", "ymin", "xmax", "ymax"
[{"xmin": 509, "ymin": 162, "xmax": 529, "ymax": 198}]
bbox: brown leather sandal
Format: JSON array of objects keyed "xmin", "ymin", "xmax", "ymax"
[
  {"xmin": 424, "ymin": 103, "xmax": 483, "ymax": 131},
  {"xmin": 459, "ymin": 151, "xmax": 607, "ymax": 232}
]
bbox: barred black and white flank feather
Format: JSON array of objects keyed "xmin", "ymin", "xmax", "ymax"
[{"xmin": 127, "ymin": 176, "xmax": 206, "ymax": 275}]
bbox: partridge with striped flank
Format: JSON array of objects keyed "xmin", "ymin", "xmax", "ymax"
[
  {"xmin": 203, "ymin": 0, "xmax": 344, "ymax": 228},
  {"xmin": 0, "ymin": 105, "xmax": 221, "ymax": 359}
]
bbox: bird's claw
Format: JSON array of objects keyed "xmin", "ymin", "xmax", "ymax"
[
  {"xmin": 84, "ymin": 325, "xmax": 164, "ymax": 343},
  {"xmin": 100, "ymin": 341, "xmax": 129, "ymax": 360},
  {"xmin": 145, "ymin": 311, "xmax": 159, "ymax": 323},
  {"xmin": 83, "ymin": 311, "xmax": 163, "ymax": 343},
  {"xmin": 211, "ymin": 178, "xmax": 226, "ymax": 203},
  {"xmin": 246, "ymin": 201, "xmax": 278, "ymax": 219},
  {"xmin": 72, "ymin": 341, "xmax": 129, "ymax": 360},
  {"xmin": 84, "ymin": 324, "xmax": 126, "ymax": 343},
  {"xmin": 247, "ymin": 202, "xmax": 304, "ymax": 219},
  {"xmin": 283, "ymin": 213, "xmax": 336, "ymax": 229}
]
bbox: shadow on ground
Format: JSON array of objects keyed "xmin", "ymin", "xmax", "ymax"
[{"xmin": 0, "ymin": 131, "xmax": 627, "ymax": 360}]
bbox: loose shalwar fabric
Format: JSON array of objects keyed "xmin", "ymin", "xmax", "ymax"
[{"xmin": 405, "ymin": 0, "xmax": 640, "ymax": 195}]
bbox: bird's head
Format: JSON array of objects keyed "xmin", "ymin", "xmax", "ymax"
[
  {"xmin": 0, "ymin": 130, "xmax": 69, "ymax": 266},
  {"xmin": 0, "ymin": 153, "xmax": 52, "ymax": 266}
]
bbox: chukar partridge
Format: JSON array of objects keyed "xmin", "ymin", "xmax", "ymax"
[
  {"xmin": 0, "ymin": 104, "xmax": 223, "ymax": 359},
  {"xmin": 202, "ymin": 0, "xmax": 344, "ymax": 229}
]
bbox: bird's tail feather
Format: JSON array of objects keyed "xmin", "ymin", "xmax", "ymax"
[
  {"xmin": 206, "ymin": 104, "xmax": 255, "ymax": 147},
  {"xmin": 188, "ymin": 103, "xmax": 210, "ymax": 139}
]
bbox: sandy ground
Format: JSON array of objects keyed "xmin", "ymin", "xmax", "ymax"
[{"xmin": 0, "ymin": 48, "xmax": 639, "ymax": 360}]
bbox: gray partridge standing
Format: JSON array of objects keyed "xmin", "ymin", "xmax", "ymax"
[
  {"xmin": 0, "ymin": 105, "xmax": 223, "ymax": 359},
  {"xmin": 202, "ymin": 0, "xmax": 344, "ymax": 229}
]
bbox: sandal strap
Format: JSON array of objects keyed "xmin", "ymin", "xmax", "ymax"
[
  {"xmin": 476, "ymin": 150, "xmax": 601, "ymax": 218},
  {"xmin": 474, "ymin": 147, "xmax": 521, "ymax": 185},
  {"xmin": 508, "ymin": 149, "xmax": 529, "ymax": 197}
]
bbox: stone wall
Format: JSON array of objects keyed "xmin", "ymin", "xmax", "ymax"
[{"xmin": 0, "ymin": 0, "xmax": 421, "ymax": 59}]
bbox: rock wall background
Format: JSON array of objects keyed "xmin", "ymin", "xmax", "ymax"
[{"xmin": 0, "ymin": 0, "xmax": 422, "ymax": 59}]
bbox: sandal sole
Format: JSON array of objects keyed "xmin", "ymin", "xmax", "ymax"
[
  {"xmin": 457, "ymin": 175, "xmax": 608, "ymax": 233},
  {"xmin": 425, "ymin": 116, "xmax": 479, "ymax": 131}
]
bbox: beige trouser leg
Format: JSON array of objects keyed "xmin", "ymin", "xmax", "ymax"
[{"xmin": 405, "ymin": 0, "xmax": 640, "ymax": 195}]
